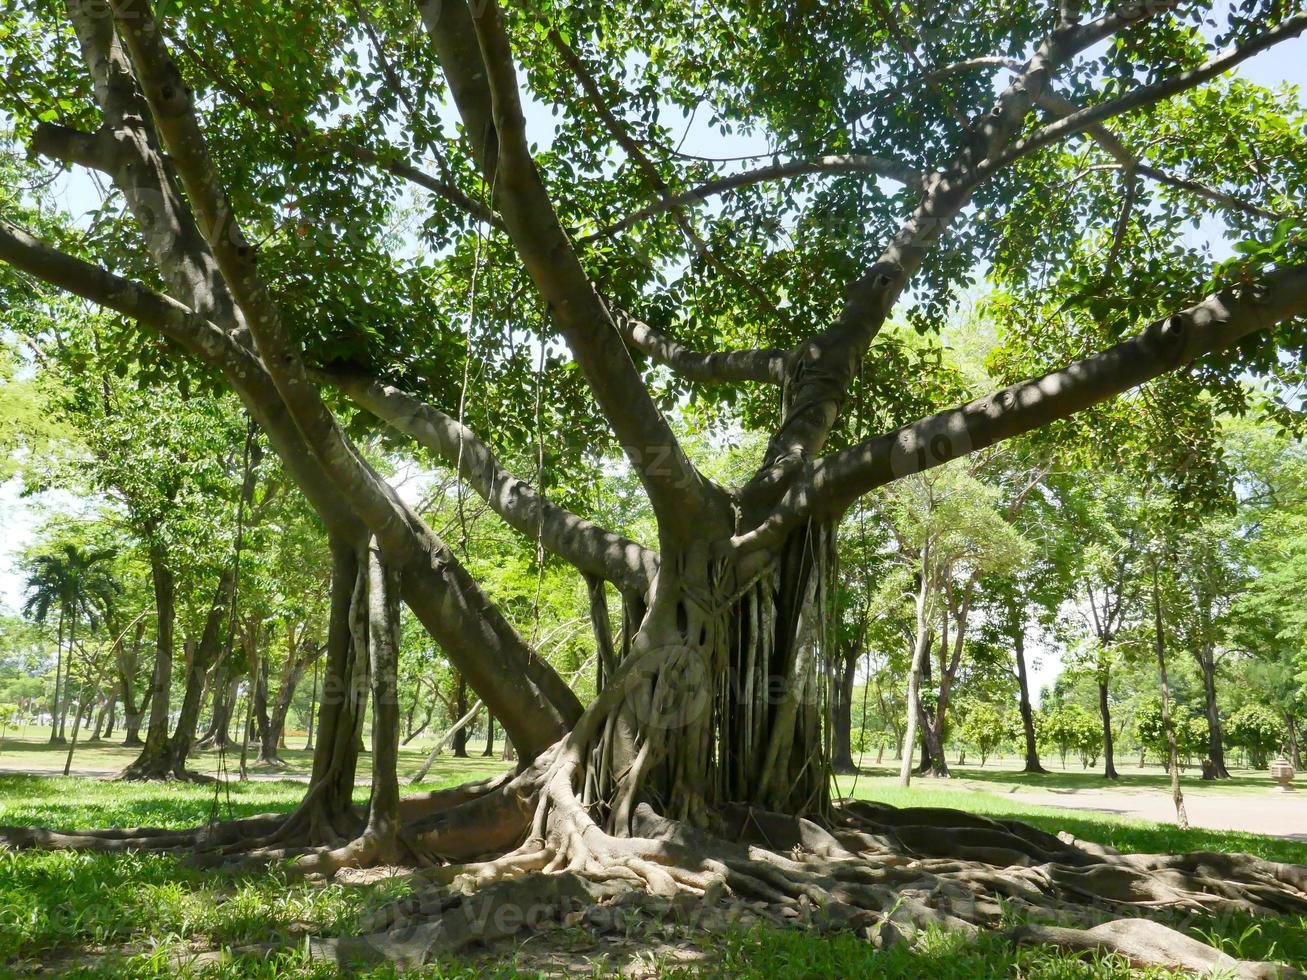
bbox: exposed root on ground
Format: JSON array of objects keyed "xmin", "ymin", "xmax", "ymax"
[
  {"xmin": 116, "ymin": 760, "xmax": 216, "ymax": 784},
  {"xmin": 298, "ymin": 745, "xmax": 1305, "ymax": 975},
  {"xmin": 3, "ymin": 758, "xmax": 1305, "ymax": 976}
]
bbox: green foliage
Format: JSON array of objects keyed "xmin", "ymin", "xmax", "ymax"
[
  {"xmin": 1039, "ymin": 703, "xmax": 1102, "ymax": 768},
  {"xmin": 1226, "ymin": 703, "xmax": 1285, "ymax": 769},
  {"xmin": 954, "ymin": 701, "xmax": 1017, "ymax": 764}
]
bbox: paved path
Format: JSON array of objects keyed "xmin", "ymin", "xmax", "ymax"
[{"xmin": 1010, "ymin": 789, "xmax": 1307, "ymax": 841}]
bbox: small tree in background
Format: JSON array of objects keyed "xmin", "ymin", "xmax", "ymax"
[
  {"xmin": 1227, "ymin": 704, "xmax": 1286, "ymax": 770},
  {"xmin": 957, "ymin": 701, "xmax": 1017, "ymax": 767}
]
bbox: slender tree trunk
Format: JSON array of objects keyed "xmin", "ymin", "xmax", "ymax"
[
  {"xmin": 103, "ymin": 698, "xmax": 116, "ymax": 740},
  {"xmin": 1196, "ymin": 645, "xmax": 1230, "ymax": 779},
  {"xmin": 1098, "ymin": 676, "xmax": 1119, "ymax": 780},
  {"xmin": 913, "ymin": 636, "xmax": 935, "ymax": 776},
  {"xmin": 363, "ymin": 537, "xmax": 402, "ymax": 860},
  {"xmin": 57, "ymin": 611, "xmax": 77, "ymax": 741},
  {"xmin": 482, "ymin": 710, "xmax": 495, "ymax": 757},
  {"xmin": 900, "ymin": 562, "xmax": 932, "ymax": 788},
  {"xmin": 48, "ymin": 608, "xmax": 65, "ymax": 743},
  {"xmin": 280, "ymin": 536, "xmax": 367, "ymax": 840},
  {"xmin": 1014, "ymin": 627, "xmax": 1046, "ymax": 773},
  {"xmin": 923, "ymin": 709, "xmax": 950, "ymax": 777},
  {"xmin": 1286, "ymin": 714, "xmax": 1302, "ymax": 770},
  {"xmin": 62, "ymin": 681, "xmax": 90, "ymax": 776},
  {"xmin": 1152, "ymin": 563, "xmax": 1187, "ymax": 828},
  {"xmin": 451, "ymin": 676, "xmax": 469, "ymax": 758},
  {"xmin": 400, "ymin": 705, "xmax": 431, "ymax": 745},
  {"xmin": 831, "ymin": 644, "xmax": 858, "ymax": 774},
  {"xmin": 304, "ymin": 658, "xmax": 318, "ymax": 752},
  {"xmin": 88, "ymin": 695, "xmax": 108, "ymax": 742},
  {"xmin": 199, "ymin": 674, "xmax": 240, "ymax": 750},
  {"xmin": 118, "ymin": 620, "xmax": 145, "ymax": 746},
  {"xmin": 168, "ymin": 570, "xmax": 235, "ymax": 773},
  {"xmin": 261, "ymin": 648, "xmax": 309, "ymax": 764},
  {"xmin": 253, "ymin": 652, "xmax": 276, "ymax": 764}
]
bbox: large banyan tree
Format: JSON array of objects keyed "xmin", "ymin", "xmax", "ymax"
[{"xmin": 3, "ymin": 0, "xmax": 1307, "ymax": 971}]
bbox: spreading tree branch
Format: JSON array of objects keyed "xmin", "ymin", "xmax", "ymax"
[
  {"xmin": 586, "ymin": 155, "xmax": 924, "ymax": 240},
  {"xmin": 420, "ymin": 0, "xmax": 724, "ymax": 535},
  {"xmin": 745, "ymin": 4, "xmax": 1157, "ymax": 489},
  {"xmin": 323, "ymin": 371, "xmax": 658, "ymax": 593},
  {"xmin": 984, "ymin": 13, "xmax": 1307, "ymax": 176},
  {"xmin": 734, "ymin": 261, "xmax": 1307, "ymax": 554},
  {"xmin": 548, "ymin": 28, "xmax": 791, "ymax": 325},
  {"xmin": 108, "ymin": 0, "xmax": 434, "ymax": 553},
  {"xmin": 606, "ymin": 303, "xmax": 790, "ymax": 385},
  {"xmin": 44, "ymin": 0, "xmax": 583, "ymax": 755},
  {"xmin": 1034, "ymin": 91, "xmax": 1281, "ymax": 222}
]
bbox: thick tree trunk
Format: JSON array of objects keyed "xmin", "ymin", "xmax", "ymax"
[
  {"xmin": 1014, "ymin": 628, "xmax": 1046, "ymax": 773},
  {"xmin": 167, "ymin": 570, "xmax": 236, "ymax": 774},
  {"xmin": 122, "ymin": 547, "xmax": 176, "ymax": 779},
  {"xmin": 1287, "ymin": 714, "xmax": 1302, "ymax": 770},
  {"xmin": 1098, "ymin": 677, "xmax": 1119, "ymax": 780},
  {"xmin": 578, "ymin": 523, "xmax": 834, "ymax": 824},
  {"xmin": 200, "ymin": 673, "xmax": 241, "ymax": 750},
  {"xmin": 831, "ymin": 643, "xmax": 858, "ymax": 774},
  {"xmin": 1195, "ymin": 645, "xmax": 1230, "ymax": 779},
  {"xmin": 283, "ymin": 536, "xmax": 367, "ymax": 840},
  {"xmin": 121, "ymin": 703, "xmax": 143, "ymax": 746}
]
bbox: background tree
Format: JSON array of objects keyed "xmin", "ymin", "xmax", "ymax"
[{"xmin": 21, "ymin": 535, "xmax": 118, "ymax": 743}]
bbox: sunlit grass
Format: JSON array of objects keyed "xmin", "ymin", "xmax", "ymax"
[
  {"xmin": 835, "ymin": 775, "xmax": 1307, "ymax": 865},
  {"xmin": 0, "ymin": 768, "xmax": 1302, "ymax": 976},
  {"xmin": 0, "ymin": 730, "xmax": 512, "ymax": 784}
]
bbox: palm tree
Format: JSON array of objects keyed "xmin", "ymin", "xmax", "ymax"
[{"xmin": 23, "ymin": 542, "xmax": 119, "ymax": 742}]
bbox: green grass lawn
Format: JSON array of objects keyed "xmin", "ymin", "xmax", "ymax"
[
  {"xmin": 836, "ymin": 773, "xmax": 1307, "ymax": 865},
  {"xmin": 0, "ymin": 763, "xmax": 1302, "ymax": 977},
  {"xmin": 0, "ymin": 727, "xmax": 509, "ymax": 784}
]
